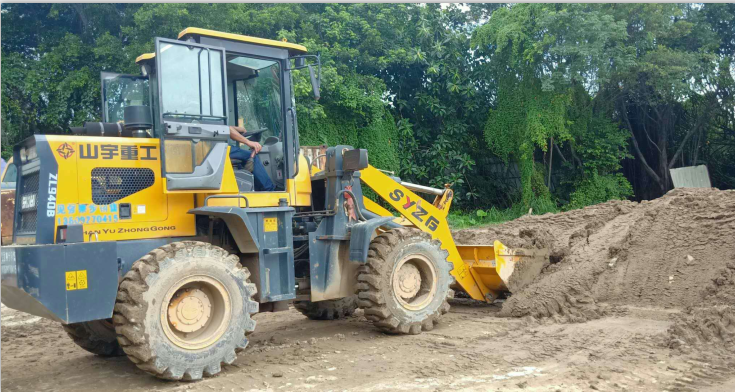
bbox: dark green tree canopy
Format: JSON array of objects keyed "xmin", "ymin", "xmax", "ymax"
[{"xmin": 2, "ymin": 3, "xmax": 733, "ymax": 212}]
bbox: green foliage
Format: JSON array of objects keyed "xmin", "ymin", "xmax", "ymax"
[
  {"xmin": 1, "ymin": 3, "xmax": 732, "ymax": 212},
  {"xmin": 567, "ymin": 87, "xmax": 631, "ymax": 175},
  {"xmin": 560, "ymin": 85, "xmax": 634, "ymax": 206},
  {"xmin": 298, "ymin": 105, "xmax": 399, "ymax": 173},
  {"xmin": 483, "ymin": 76, "xmax": 571, "ymax": 206},
  {"xmin": 448, "ymin": 197, "xmax": 560, "ymax": 229},
  {"xmin": 567, "ymin": 173, "xmax": 633, "ymax": 210}
]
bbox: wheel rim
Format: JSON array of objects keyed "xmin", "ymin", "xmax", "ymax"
[
  {"xmin": 161, "ymin": 275, "xmax": 231, "ymax": 350},
  {"xmin": 392, "ymin": 254, "xmax": 437, "ymax": 311}
]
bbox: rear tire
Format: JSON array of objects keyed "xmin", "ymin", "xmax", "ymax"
[
  {"xmin": 113, "ymin": 241, "xmax": 258, "ymax": 380},
  {"xmin": 356, "ymin": 228, "xmax": 452, "ymax": 334},
  {"xmin": 62, "ymin": 319, "xmax": 124, "ymax": 357},
  {"xmin": 294, "ymin": 295, "xmax": 358, "ymax": 320}
]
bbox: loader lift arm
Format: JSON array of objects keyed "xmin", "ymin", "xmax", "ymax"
[
  {"xmin": 359, "ymin": 165, "xmax": 548, "ymax": 302},
  {"xmin": 359, "ymin": 165, "xmax": 493, "ymax": 301}
]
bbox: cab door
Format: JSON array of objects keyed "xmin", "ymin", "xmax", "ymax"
[{"xmin": 154, "ymin": 38, "xmax": 231, "ymax": 192}]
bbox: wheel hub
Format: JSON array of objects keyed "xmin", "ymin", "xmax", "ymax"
[
  {"xmin": 391, "ymin": 254, "xmax": 438, "ymax": 311},
  {"xmin": 395, "ymin": 263, "xmax": 422, "ymax": 299},
  {"xmin": 160, "ymin": 275, "xmax": 232, "ymax": 350},
  {"xmin": 168, "ymin": 288, "xmax": 212, "ymax": 333}
]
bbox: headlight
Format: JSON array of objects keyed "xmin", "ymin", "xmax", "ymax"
[
  {"xmin": 26, "ymin": 145, "xmax": 37, "ymax": 161},
  {"xmin": 20, "ymin": 145, "xmax": 37, "ymax": 162}
]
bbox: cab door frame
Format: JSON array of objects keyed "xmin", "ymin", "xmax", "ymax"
[
  {"xmin": 192, "ymin": 37, "xmax": 299, "ymax": 182},
  {"xmin": 154, "ymin": 37, "xmax": 231, "ymax": 191}
]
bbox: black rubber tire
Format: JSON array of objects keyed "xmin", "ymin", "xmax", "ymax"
[
  {"xmin": 62, "ymin": 319, "xmax": 125, "ymax": 357},
  {"xmin": 294, "ymin": 295, "xmax": 358, "ymax": 320},
  {"xmin": 113, "ymin": 241, "xmax": 258, "ymax": 381},
  {"xmin": 356, "ymin": 227, "xmax": 453, "ymax": 335}
]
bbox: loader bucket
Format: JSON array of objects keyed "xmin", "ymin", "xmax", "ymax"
[{"xmin": 456, "ymin": 241, "xmax": 548, "ymax": 298}]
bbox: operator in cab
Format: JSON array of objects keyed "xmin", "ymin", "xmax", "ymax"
[{"xmin": 229, "ymin": 125, "xmax": 276, "ymax": 192}]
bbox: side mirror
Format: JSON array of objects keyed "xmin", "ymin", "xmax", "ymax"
[
  {"xmin": 308, "ymin": 65, "xmax": 320, "ymax": 101},
  {"xmin": 288, "ymin": 54, "xmax": 321, "ymax": 100}
]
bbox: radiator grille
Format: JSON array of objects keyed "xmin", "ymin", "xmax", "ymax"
[
  {"xmin": 91, "ymin": 167, "xmax": 155, "ymax": 205},
  {"xmin": 19, "ymin": 210, "xmax": 38, "ymax": 233},
  {"xmin": 17, "ymin": 172, "xmax": 40, "ymax": 234}
]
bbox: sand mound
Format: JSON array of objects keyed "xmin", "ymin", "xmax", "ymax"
[
  {"xmin": 454, "ymin": 188, "xmax": 735, "ymax": 322},
  {"xmin": 668, "ymin": 305, "xmax": 735, "ymax": 349}
]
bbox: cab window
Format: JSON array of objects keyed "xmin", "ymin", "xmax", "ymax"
[
  {"xmin": 158, "ymin": 41, "xmax": 226, "ymax": 124},
  {"xmin": 101, "ymin": 73, "xmax": 149, "ymax": 123},
  {"xmin": 227, "ymin": 55, "xmax": 283, "ymax": 139},
  {"xmin": 1, "ymin": 161, "xmax": 17, "ymax": 188}
]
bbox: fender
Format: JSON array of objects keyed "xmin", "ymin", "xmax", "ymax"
[
  {"xmin": 348, "ymin": 216, "xmax": 397, "ymax": 263},
  {"xmin": 188, "ymin": 206, "xmax": 259, "ymax": 253}
]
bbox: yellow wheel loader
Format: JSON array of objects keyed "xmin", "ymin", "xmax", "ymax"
[{"xmin": 0, "ymin": 28, "xmax": 547, "ymax": 380}]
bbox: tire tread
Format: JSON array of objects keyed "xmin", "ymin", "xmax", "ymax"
[
  {"xmin": 356, "ymin": 228, "xmax": 452, "ymax": 335},
  {"xmin": 113, "ymin": 241, "xmax": 257, "ymax": 380}
]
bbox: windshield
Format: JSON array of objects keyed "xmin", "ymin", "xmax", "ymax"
[
  {"xmin": 228, "ymin": 55, "xmax": 283, "ymax": 138},
  {"xmin": 102, "ymin": 74, "xmax": 149, "ymax": 123},
  {"xmin": 2, "ymin": 162, "xmax": 16, "ymax": 183},
  {"xmin": 159, "ymin": 41, "xmax": 226, "ymax": 122}
]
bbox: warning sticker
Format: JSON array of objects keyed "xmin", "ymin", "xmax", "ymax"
[
  {"xmin": 65, "ymin": 271, "xmax": 77, "ymax": 291},
  {"xmin": 66, "ymin": 270, "xmax": 88, "ymax": 291},
  {"xmin": 264, "ymin": 217, "xmax": 278, "ymax": 232},
  {"xmin": 76, "ymin": 270, "xmax": 88, "ymax": 289}
]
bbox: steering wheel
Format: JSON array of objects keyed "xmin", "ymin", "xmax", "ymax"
[
  {"xmin": 263, "ymin": 136, "xmax": 279, "ymax": 146},
  {"xmin": 244, "ymin": 127, "xmax": 268, "ymax": 142}
]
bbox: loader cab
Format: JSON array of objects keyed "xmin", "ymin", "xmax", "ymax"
[{"xmin": 107, "ymin": 28, "xmax": 314, "ymax": 198}]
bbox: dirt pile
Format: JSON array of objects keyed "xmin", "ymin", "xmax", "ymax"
[
  {"xmin": 454, "ymin": 188, "xmax": 735, "ymax": 322},
  {"xmin": 668, "ymin": 305, "xmax": 735, "ymax": 349}
]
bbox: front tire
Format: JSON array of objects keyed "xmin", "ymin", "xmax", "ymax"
[
  {"xmin": 356, "ymin": 228, "xmax": 452, "ymax": 334},
  {"xmin": 113, "ymin": 242, "xmax": 258, "ymax": 380},
  {"xmin": 62, "ymin": 319, "xmax": 125, "ymax": 357}
]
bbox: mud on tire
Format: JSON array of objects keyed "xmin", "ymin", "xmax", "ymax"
[
  {"xmin": 113, "ymin": 241, "xmax": 258, "ymax": 380},
  {"xmin": 62, "ymin": 319, "xmax": 125, "ymax": 357},
  {"xmin": 356, "ymin": 227, "xmax": 452, "ymax": 334},
  {"xmin": 294, "ymin": 295, "xmax": 358, "ymax": 320}
]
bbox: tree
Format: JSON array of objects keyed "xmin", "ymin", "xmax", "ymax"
[
  {"xmin": 472, "ymin": 4, "xmax": 633, "ymax": 205},
  {"xmin": 1, "ymin": 3, "xmax": 732, "ymax": 209},
  {"xmin": 473, "ymin": 3, "xmax": 733, "ymax": 202}
]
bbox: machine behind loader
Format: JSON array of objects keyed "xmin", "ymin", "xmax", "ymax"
[{"xmin": 0, "ymin": 28, "xmax": 547, "ymax": 380}]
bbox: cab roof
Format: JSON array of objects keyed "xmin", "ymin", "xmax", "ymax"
[{"xmin": 136, "ymin": 27, "xmax": 307, "ymax": 65}]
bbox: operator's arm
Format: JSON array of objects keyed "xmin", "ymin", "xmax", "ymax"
[{"xmin": 229, "ymin": 126, "xmax": 262, "ymax": 155}]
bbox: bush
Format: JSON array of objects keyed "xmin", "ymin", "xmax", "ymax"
[
  {"xmin": 567, "ymin": 173, "xmax": 633, "ymax": 210},
  {"xmin": 448, "ymin": 196, "xmax": 560, "ymax": 229}
]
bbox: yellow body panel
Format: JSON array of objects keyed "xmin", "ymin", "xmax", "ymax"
[
  {"xmin": 46, "ymin": 135, "xmax": 313, "ymax": 242},
  {"xmin": 291, "ymin": 154, "xmax": 313, "ymax": 206},
  {"xmin": 178, "ymin": 27, "xmax": 308, "ymax": 53},
  {"xmin": 137, "ymin": 28, "xmax": 308, "ymax": 66},
  {"xmin": 45, "ymin": 136, "xmax": 196, "ymax": 243},
  {"xmin": 135, "ymin": 53, "xmax": 155, "ymax": 64},
  {"xmin": 194, "ymin": 154, "xmax": 312, "ymax": 208}
]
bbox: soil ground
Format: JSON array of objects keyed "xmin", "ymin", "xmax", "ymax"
[
  {"xmin": 2, "ymin": 188, "xmax": 734, "ymax": 391},
  {"xmin": 2, "ymin": 301, "xmax": 732, "ymax": 392}
]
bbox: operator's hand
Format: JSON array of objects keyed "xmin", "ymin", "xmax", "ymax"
[{"xmin": 245, "ymin": 140, "xmax": 262, "ymax": 155}]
